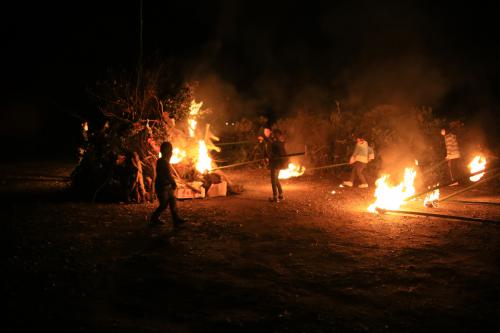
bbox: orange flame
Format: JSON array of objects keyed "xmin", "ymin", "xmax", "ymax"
[
  {"xmin": 368, "ymin": 168, "xmax": 417, "ymax": 213},
  {"xmin": 188, "ymin": 100, "xmax": 203, "ymax": 138},
  {"xmin": 159, "ymin": 148, "xmax": 186, "ymax": 164},
  {"xmin": 468, "ymin": 155, "xmax": 486, "ymax": 182},
  {"xmin": 170, "ymin": 148, "xmax": 186, "ymax": 164},
  {"xmin": 196, "ymin": 140, "xmax": 212, "ymax": 173},
  {"xmin": 278, "ymin": 163, "xmax": 305, "ymax": 179},
  {"xmin": 424, "ymin": 188, "xmax": 440, "ymax": 207}
]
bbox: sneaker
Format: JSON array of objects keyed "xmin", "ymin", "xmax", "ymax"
[
  {"xmin": 268, "ymin": 197, "xmax": 279, "ymax": 203},
  {"xmin": 358, "ymin": 183, "xmax": 369, "ymax": 188},
  {"xmin": 174, "ymin": 218, "xmax": 187, "ymax": 227},
  {"xmin": 278, "ymin": 194, "xmax": 284, "ymax": 201},
  {"xmin": 149, "ymin": 218, "xmax": 164, "ymax": 227},
  {"xmin": 342, "ymin": 181, "xmax": 353, "ymax": 187}
]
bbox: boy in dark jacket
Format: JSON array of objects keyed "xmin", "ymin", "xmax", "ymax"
[
  {"xmin": 150, "ymin": 142, "xmax": 186, "ymax": 226},
  {"xmin": 268, "ymin": 129, "xmax": 288, "ymax": 202}
]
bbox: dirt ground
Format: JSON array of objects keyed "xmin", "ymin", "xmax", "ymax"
[{"xmin": 3, "ymin": 160, "xmax": 500, "ymax": 332}]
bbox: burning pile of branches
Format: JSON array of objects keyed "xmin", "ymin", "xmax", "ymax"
[{"xmin": 71, "ymin": 75, "xmax": 241, "ymax": 202}]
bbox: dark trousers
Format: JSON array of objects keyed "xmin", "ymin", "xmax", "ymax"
[
  {"xmin": 447, "ymin": 158, "xmax": 463, "ymax": 182},
  {"xmin": 151, "ymin": 187, "xmax": 181, "ymax": 222},
  {"xmin": 270, "ymin": 167, "xmax": 283, "ymax": 197},
  {"xmin": 349, "ymin": 161, "xmax": 367, "ymax": 185}
]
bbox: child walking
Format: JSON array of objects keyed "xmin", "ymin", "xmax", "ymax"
[{"xmin": 150, "ymin": 142, "xmax": 186, "ymax": 227}]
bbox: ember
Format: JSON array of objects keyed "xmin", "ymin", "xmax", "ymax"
[
  {"xmin": 278, "ymin": 163, "xmax": 305, "ymax": 179},
  {"xmin": 368, "ymin": 168, "xmax": 416, "ymax": 213},
  {"xmin": 468, "ymin": 155, "xmax": 486, "ymax": 182}
]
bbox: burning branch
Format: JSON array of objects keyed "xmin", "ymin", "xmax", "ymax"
[{"xmin": 468, "ymin": 155, "xmax": 487, "ymax": 182}]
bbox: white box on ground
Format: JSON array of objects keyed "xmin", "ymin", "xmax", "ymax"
[{"xmin": 207, "ymin": 181, "xmax": 227, "ymax": 197}]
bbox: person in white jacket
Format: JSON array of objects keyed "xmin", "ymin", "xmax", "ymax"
[{"xmin": 342, "ymin": 133, "xmax": 374, "ymax": 188}]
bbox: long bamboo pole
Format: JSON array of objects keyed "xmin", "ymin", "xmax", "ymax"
[
  {"xmin": 445, "ymin": 200, "xmax": 500, "ymax": 206},
  {"xmin": 375, "ymin": 208, "xmax": 500, "ymax": 225},
  {"xmin": 211, "ymin": 152, "xmax": 306, "ymax": 171},
  {"xmin": 216, "ymin": 140, "xmax": 254, "ymax": 146},
  {"xmin": 438, "ymin": 171, "xmax": 500, "ymax": 202},
  {"xmin": 404, "ymin": 167, "xmax": 499, "ymax": 202},
  {"xmin": 306, "ymin": 162, "xmax": 349, "ymax": 171},
  {"xmin": 211, "ymin": 159, "xmax": 265, "ymax": 171},
  {"xmin": 420, "ymin": 159, "xmax": 448, "ymax": 177}
]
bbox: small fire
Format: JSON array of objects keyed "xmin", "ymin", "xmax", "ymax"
[
  {"xmin": 188, "ymin": 100, "xmax": 203, "ymax": 137},
  {"xmin": 468, "ymin": 155, "xmax": 486, "ymax": 182},
  {"xmin": 170, "ymin": 148, "xmax": 186, "ymax": 164},
  {"xmin": 368, "ymin": 168, "xmax": 417, "ymax": 213},
  {"xmin": 278, "ymin": 163, "xmax": 306, "ymax": 179},
  {"xmin": 424, "ymin": 188, "xmax": 440, "ymax": 207},
  {"xmin": 196, "ymin": 140, "xmax": 212, "ymax": 173}
]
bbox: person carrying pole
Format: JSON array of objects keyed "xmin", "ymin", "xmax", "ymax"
[
  {"xmin": 342, "ymin": 132, "xmax": 374, "ymax": 188},
  {"xmin": 267, "ymin": 129, "xmax": 288, "ymax": 202}
]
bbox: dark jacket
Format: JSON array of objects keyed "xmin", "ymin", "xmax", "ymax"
[
  {"xmin": 263, "ymin": 136, "xmax": 273, "ymax": 159},
  {"xmin": 155, "ymin": 157, "xmax": 177, "ymax": 190},
  {"xmin": 269, "ymin": 140, "xmax": 288, "ymax": 169}
]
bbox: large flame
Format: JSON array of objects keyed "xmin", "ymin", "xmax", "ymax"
[
  {"xmin": 368, "ymin": 168, "xmax": 417, "ymax": 213},
  {"xmin": 278, "ymin": 163, "xmax": 306, "ymax": 179},
  {"xmin": 159, "ymin": 148, "xmax": 186, "ymax": 164},
  {"xmin": 196, "ymin": 140, "xmax": 212, "ymax": 173},
  {"xmin": 468, "ymin": 155, "xmax": 486, "ymax": 182},
  {"xmin": 188, "ymin": 100, "xmax": 203, "ymax": 137}
]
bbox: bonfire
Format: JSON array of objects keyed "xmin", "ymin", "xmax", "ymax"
[
  {"xmin": 71, "ymin": 90, "xmax": 242, "ymax": 201},
  {"xmin": 367, "ymin": 168, "xmax": 417, "ymax": 213},
  {"xmin": 279, "ymin": 163, "xmax": 306, "ymax": 179},
  {"xmin": 468, "ymin": 155, "xmax": 486, "ymax": 182}
]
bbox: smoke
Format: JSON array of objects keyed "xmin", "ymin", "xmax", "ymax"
[
  {"xmin": 179, "ymin": 0, "xmax": 499, "ymax": 165},
  {"xmin": 186, "ymin": 2, "xmax": 453, "ymax": 113},
  {"xmin": 338, "ymin": 55, "xmax": 448, "ymax": 110},
  {"xmin": 192, "ymin": 73, "xmax": 262, "ymax": 133}
]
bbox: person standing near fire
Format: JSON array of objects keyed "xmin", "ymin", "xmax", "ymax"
[
  {"xmin": 252, "ymin": 126, "xmax": 273, "ymax": 168},
  {"xmin": 342, "ymin": 132, "xmax": 374, "ymax": 188},
  {"xmin": 129, "ymin": 152, "xmax": 147, "ymax": 203},
  {"xmin": 150, "ymin": 141, "xmax": 186, "ymax": 227},
  {"xmin": 267, "ymin": 129, "xmax": 288, "ymax": 202},
  {"xmin": 441, "ymin": 125, "xmax": 462, "ymax": 186}
]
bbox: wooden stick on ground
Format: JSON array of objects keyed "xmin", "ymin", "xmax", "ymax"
[
  {"xmin": 445, "ymin": 200, "xmax": 500, "ymax": 206},
  {"xmin": 439, "ymin": 171, "xmax": 500, "ymax": 202},
  {"xmin": 375, "ymin": 207, "xmax": 500, "ymax": 225},
  {"xmin": 404, "ymin": 167, "xmax": 500, "ymax": 202}
]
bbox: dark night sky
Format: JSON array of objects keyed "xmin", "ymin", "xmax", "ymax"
[{"xmin": 1, "ymin": 1, "xmax": 499, "ymax": 159}]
